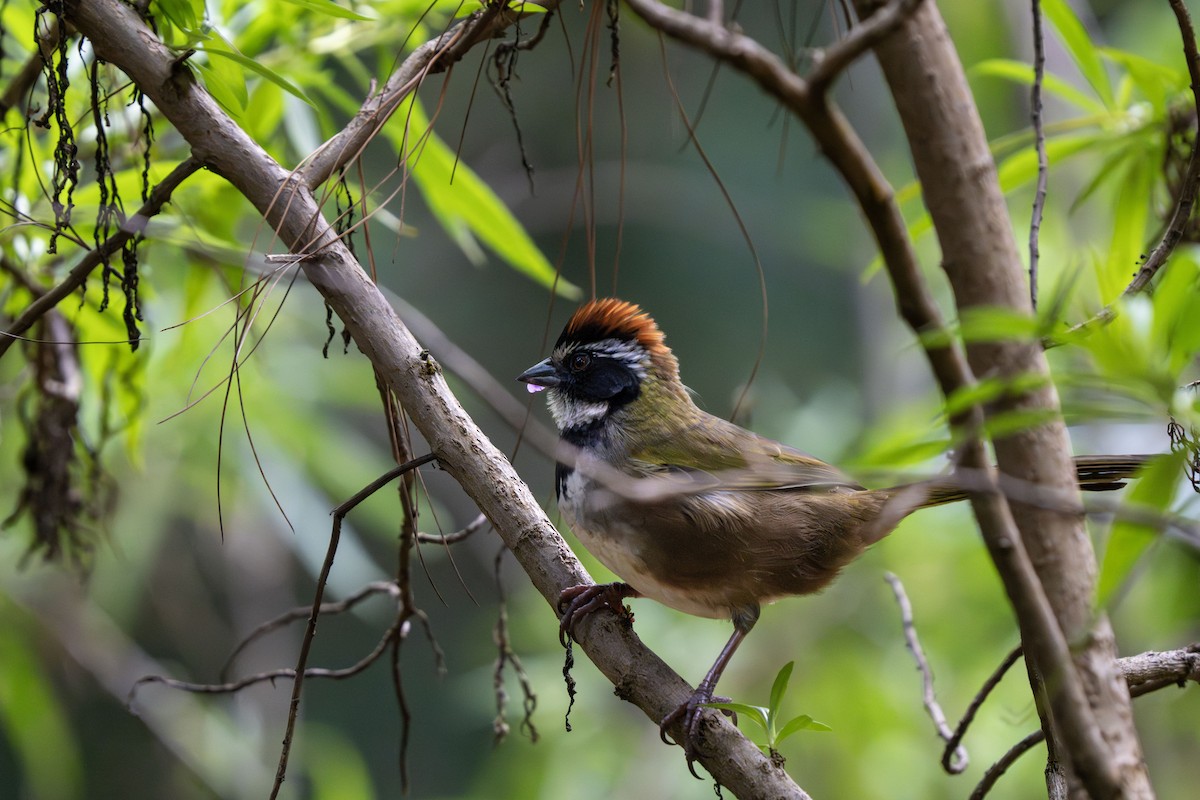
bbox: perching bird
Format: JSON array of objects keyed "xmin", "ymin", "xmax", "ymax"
[{"xmin": 518, "ymin": 298, "xmax": 1146, "ymax": 768}]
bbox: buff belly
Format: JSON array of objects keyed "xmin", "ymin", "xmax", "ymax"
[{"xmin": 558, "ymin": 470, "xmax": 730, "ymax": 620}]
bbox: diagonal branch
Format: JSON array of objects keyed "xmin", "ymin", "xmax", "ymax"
[
  {"xmin": 61, "ymin": 2, "xmax": 802, "ymax": 796},
  {"xmin": 299, "ymin": 2, "xmax": 561, "ymax": 189}
]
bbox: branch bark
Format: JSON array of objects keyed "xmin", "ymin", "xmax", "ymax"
[
  {"xmin": 60, "ymin": 1, "xmax": 804, "ymax": 796},
  {"xmin": 850, "ymin": 0, "xmax": 1152, "ymax": 796}
]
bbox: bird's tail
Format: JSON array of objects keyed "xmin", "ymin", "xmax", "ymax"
[{"xmin": 913, "ymin": 454, "xmax": 1153, "ymax": 508}]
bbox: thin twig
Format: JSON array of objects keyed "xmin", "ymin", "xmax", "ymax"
[
  {"xmin": 416, "ymin": 512, "xmax": 489, "ymax": 544},
  {"xmin": 1028, "ymin": 0, "xmax": 1047, "ymax": 311},
  {"xmin": 218, "ymin": 581, "xmax": 401, "ymax": 682},
  {"xmin": 943, "ymin": 646, "xmax": 1023, "ymax": 772},
  {"xmin": 970, "ymin": 730, "xmax": 1044, "ymax": 800},
  {"xmin": 130, "ymin": 618, "xmax": 405, "ymax": 704},
  {"xmin": 807, "ymin": 0, "xmax": 925, "ymax": 93},
  {"xmin": 884, "ymin": 573, "xmax": 968, "ymax": 772},
  {"xmin": 968, "ymin": 643, "xmax": 1199, "ymax": 798},
  {"xmin": 270, "ymin": 453, "xmax": 436, "ymax": 799}
]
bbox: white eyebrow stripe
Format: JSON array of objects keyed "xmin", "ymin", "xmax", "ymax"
[{"xmin": 558, "ymin": 338, "xmax": 648, "ymax": 377}]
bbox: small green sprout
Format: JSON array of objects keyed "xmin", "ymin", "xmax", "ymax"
[{"xmin": 704, "ymin": 661, "xmax": 831, "ymax": 765}]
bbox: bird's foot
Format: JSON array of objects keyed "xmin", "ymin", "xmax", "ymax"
[
  {"xmin": 659, "ymin": 686, "xmax": 735, "ymax": 778},
  {"xmin": 557, "ymin": 582, "xmax": 638, "ymax": 646}
]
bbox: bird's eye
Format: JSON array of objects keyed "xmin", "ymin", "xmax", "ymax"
[{"xmin": 569, "ymin": 352, "xmax": 591, "ymax": 372}]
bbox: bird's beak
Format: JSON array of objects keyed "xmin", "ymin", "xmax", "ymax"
[{"xmin": 517, "ymin": 358, "xmax": 561, "ymax": 394}]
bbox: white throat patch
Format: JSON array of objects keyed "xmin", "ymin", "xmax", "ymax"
[
  {"xmin": 545, "ymin": 337, "xmax": 648, "ymax": 431},
  {"xmin": 546, "ymin": 392, "xmax": 609, "ymax": 430}
]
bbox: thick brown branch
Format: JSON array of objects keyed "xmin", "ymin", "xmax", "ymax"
[{"xmin": 852, "ymin": 0, "xmax": 1150, "ymax": 794}]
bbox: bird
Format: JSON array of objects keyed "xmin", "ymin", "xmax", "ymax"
[{"xmin": 517, "ymin": 297, "xmax": 1148, "ymax": 771}]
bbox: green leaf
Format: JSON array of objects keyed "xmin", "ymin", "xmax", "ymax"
[
  {"xmin": 767, "ymin": 661, "xmax": 794, "ymax": 725},
  {"xmin": 198, "ymin": 44, "xmax": 315, "ymax": 108},
  {"xmin": 153, "ymin": 0, "xmax": 202, "ymax": 32},
  {"xmin": 972, "ymin": 58, "xmax": 1107, "ymax": 115},
  {"xmin": 1068, "ymin": 143, "xmax": 1133, "ymax": 214},
  {"xmin": 1151, "ymin": 254, "xmax": 1200, "ymax": 373},
  {"xmin": 1042, "ymin": 0, "xmax": 1113, "ymax": 108},
  {"xmin": 1097, "ymin": 450, "xmax": 1184, "ymax": 608},
  {"xmin": 191, "ymin": 31, "xmax": 249, "ymax": 115},
  {"xmin": 776, "ymin": 714, "xmax": 833, "ymax": 744},
  {"xmin": 1100, "ymin": 152, "xmax": 1154, "ymax": 299},
  {"xmin": 943, "ymin": 372, "xmax": 1049, "ymax": 421},
  {"xmin": 703, "ymin": 702, "xmax": 769, "ymax": 733},
  {"xmin": 280, "ymin": 0, "xmax": 374, "ymax": 21},
  {"xmin": 956, "ymin": 306, "xmax": 1042, "ymax": 344},
  {"xmin": 400, "ymin": 99, "xmax": 580, "ymax": 298},
  {"xmin": 996, "ymin": 133, "xmax": 1104, "ymax": 195},
  {"xmin": 1101, "ymin": 48, "xmax": 1185, "ymax": 111}
]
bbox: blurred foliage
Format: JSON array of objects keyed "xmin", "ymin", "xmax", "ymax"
[{"xmin": 0, "ymin": 1, "xmax": 1197, "ymax": 799}]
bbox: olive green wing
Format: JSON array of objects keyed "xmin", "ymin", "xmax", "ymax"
[{"xmin": 629, "ymin": 415, "xmax": 864, "ymax": 493}]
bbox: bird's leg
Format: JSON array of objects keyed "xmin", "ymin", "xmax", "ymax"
[
  {"xmin": 660, "ymin": 605, "xmax": 760, "ymax": 778},
  {"xmin": 557, "ymin": 582, "xmax": 641, "ymax": 646}
]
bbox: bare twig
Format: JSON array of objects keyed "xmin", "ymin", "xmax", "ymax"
[
  {"xmin": 0, "ymin": 156, "xmax": 202, "ymax": 358},
  {"xmin": 299, "ymin": 3, "xmax": 562, "ymax": 190},
  {"xmin": 130, "ymin": 617, "xmax": 405, "ymax": 703},
  {"xmin": 491, "ymin": 546, "xmax": 539, "ymax": 744},
  {"xmin": 271, "ymin": 453, "xmax": 436, "ymax": 798},
  {"xmin": 807, "ymin": 0, "xmax": 924, "ymax": 92},
  {"xmin": 884, "ymin": 573, "xmax": 969, "ymax": 772},
  {"xmin": 1028, "ymin": 0, "xmax": 1047, "ymax": 311},
  {"xmin": 218, "ymin": 581, "xmax": 402, "ymax": 682},
  {"xmin": 417, "ymin": 512, "xmax": 490, "ymax": 545},
  {"xmin": 970, "ymin": 729, "xmax": 1044, "ymax": 800},
  {"xmin": 968, "ymin": 643, "xmax": 1199, "ymax": 798},
  {"xmin": 943, "ymin": 646, "xmax": 1023, "ymax": 773}
]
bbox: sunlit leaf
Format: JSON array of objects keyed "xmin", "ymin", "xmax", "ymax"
[
  {"xmin": 943, "ymin": 373, "xmax": 1049, "ymax": 422},
  {"xmin": 768, "ymin": 661, "xmax": 794, "ymax": 726},
  {"xmin": 972, "ymin": 58, "xmax": 1107, "ymax": 115},
  {"xmin": 281, "ymin": 0, "xmax": 374, "ymax": 21},
  {"xmin": 1151, "ymin": 255, "xmax": 1200, "ymax": 373},
  {"xmin": 1101, "ymin": 48, "xmax": 1185, "ymax": 110},
  {"xmin": 400, "ymin": 99, "xmax": 580, "ymax": 298},
  {"xmin": 997, "ymin": 133, "xmax": 1105, "ymax": 195},
  {"xmin": 194, "ymin": 60, "xmax": 248, "ymax": 116},
  {"xmin": 199, "ymin": 44, "xmax": 314, "ymax": 107},
  {"xmin": 1042, "ymin": 0, "xmax": 1113, "ymax": 108},
  {"xmin": 153, "ymin": 0, "xmax": 202, "ymax": 32},
  {"xmin": 704, "ymin": 702, "xmax": 769, "ymax": 732},
  {"xmin": 776, "ymin": 714, "xmax": 833, "ymax": 743},
  {"xmin": 956, "ymin": 306, "xmax": 1043, "ymax": 344},
  {"xmin": 1100, "ymin": 154, "xmax": 1154, "ymax": 299}
]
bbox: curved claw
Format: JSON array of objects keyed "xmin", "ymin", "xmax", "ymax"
[
  {"xmin": 659, "ymin": 688, "xmax": 734, "ymax": 779},
  {"xmin": 557, "ymin": 582, "xmax": 638, "ymax": 646}
]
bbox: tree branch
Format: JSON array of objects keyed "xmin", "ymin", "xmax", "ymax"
[
  {"xmin": 850, "ymin": 0, "xmax": 1150, "ymax": 794},
  {"xmin": 61, "ymin": 2, "xmax": 801, "ymax": 795},
  {"xmin": 0, "ymin": 156, "xmax": 202, "ymax": 357}
]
